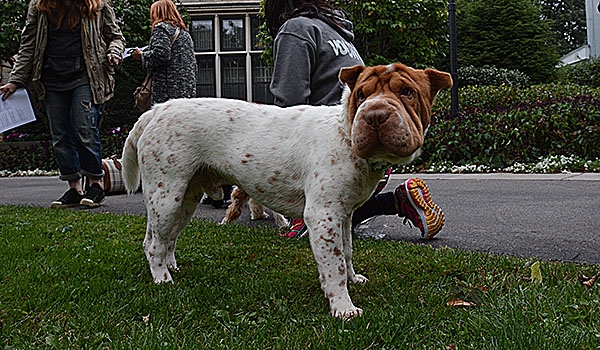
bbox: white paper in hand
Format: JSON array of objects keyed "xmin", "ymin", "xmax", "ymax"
[{"xmin": 0, "ymin": 88, "xmax": 36, "ymax": 133}]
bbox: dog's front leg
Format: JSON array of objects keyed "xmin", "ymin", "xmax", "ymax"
[
  {"xmin": 341, "ymin": 218, "xmax": 368, "ymax": 284},
  {"xmin": 305, "ymin": 207, "xmax": 363, "ymax": 319}
]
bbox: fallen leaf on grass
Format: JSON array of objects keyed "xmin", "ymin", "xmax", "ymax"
[
  {"xmin": 579, "ymin": 273, "xmax": 598, "ymax": 288},
  {"xmin": 446, "ymin": 298, "xmax": 476, "ymax": 307},
  {"xmin": 530, "ymin": 261, "xmax": 542, "ymax": 284}
]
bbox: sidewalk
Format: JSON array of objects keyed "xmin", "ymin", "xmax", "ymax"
[{"xmin": 1, "ymin": 173, "xmax": 599, "ymax": 265}]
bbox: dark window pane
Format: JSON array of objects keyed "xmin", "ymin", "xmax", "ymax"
[
  {"xmin": 196, "ymin": 56, "xmax": 216, "ymax": 97},
  {"xmin": 191, "ymin": 19, "xmax": 214, "ymax": 52},
  {"xmin": 251, "ymin": 54, "xmax": 273, "ymax": 104},
  {"xmin": 221, "ymin": 55, "xmax": 246, "ymax": 100},
  {"xmin": 220, "ymin": 18, "xmax": 245, "ymax": 51},
  {"xmin": 251, "ymin": 15, "xmax": 265, "ymax": 50}
]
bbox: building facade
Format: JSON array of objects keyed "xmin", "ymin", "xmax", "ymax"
[
  {"xmin": 560, "ymin": 0, "xmax": 600, "ymax": 65},
  {"xmin": 181, "ymin": 0, "xmax": 273, "ymax": 103}
]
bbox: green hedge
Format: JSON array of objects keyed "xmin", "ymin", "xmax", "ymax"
[
  {"xmin": 558, "ymin": 58, "xmax": 600, "ymax": 88},
  {"xmin": 457, "ymin": 65, "xmax": 531, "ymax": 88},
  {"xmin": 419, "ymin": 84, "xmax": 600, "ymax": 169},
  {"xmin": 2, "ymin": 84, "xmax": 600, "ymax": 173}
]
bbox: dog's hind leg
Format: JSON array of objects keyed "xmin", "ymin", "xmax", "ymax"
[
  {"xmin": 249, "ymin": 198, "xmax": 269, "ymax": 220},
  {"xmin": 165, "ymin": 177, "xmax": 205, "ymax": 271},
  {"xmin": 272, "ymin": 212, "xmax": 289, "ymax": 229},
  {"xmin": 144, "ymin": 181, "xmax": 192, "ymax": 283},
  {"xmin": 221, "ymin": 187, "xmax": 250, "ymax": 224},
  {"xmin": 143, "ymin": 220, "xmax": 153, "ymax": 261}
]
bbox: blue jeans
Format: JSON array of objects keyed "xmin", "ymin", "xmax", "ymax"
[{"xmin": 45, "ymin": 85, "xmax": 104, "ymax": 181}]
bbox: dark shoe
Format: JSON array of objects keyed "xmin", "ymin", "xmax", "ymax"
[
  {"xmin": 280, "ymin": 218, "xmax": 308, "ymax": 238},
  {"xmin": 201, "ymin": 196, "xmax": 214, "ymax": 205},
  {"xmin": 80, "ymin": 183, "xmax": 106, "ymax": 208},
  {"xmin": 51, "ymin": 188, "xmax": 83, "ymax": 208},
  {"xmin": 395, "ymin": 178, "xmax": 445, "ymax": 240},
  {"xmin": 211, "ymin": 199, "xmax": 225, "ymax": 209}
]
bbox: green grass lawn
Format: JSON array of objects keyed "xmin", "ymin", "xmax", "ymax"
[{"xmin": 0, "ymin": 205, "xmax": 598, "ymax": 349}]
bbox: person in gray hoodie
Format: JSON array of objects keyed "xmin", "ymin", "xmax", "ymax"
[{"xmin": 265, "ymin": 0, "xmax": 445, "ymax": 240}]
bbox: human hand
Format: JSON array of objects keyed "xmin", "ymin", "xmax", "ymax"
[
  {"xmin": 131, "ymin": 48, "xmax": 143, "ymax": 61},
  {"xmin": 107, "ymin": 53, "xmax": 122, "ymax": 67},
  {"xmin": 0, "ymin": 83, "xmax": 17, "ymax": 101}
]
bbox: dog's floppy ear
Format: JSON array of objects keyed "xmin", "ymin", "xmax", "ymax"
[
  {"xmin": 424, "ymin": 68, "xmax": 453, "ymax": 97},
  {"xmin": 339, "ymin": 65, "xmax": 365, "ymax": 91}
]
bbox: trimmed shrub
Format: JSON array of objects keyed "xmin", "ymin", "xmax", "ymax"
[
  {"xmin": 457, "ymin": 65, "xmax": 531, "ymax": 88},
  {"xmin": 2, "ymin": 84, "xmax": 600, "ymax": 173},
  {"xmin": 559, "ymin": 58, "xmax": 600, "ymax": 87},
  {"xmin": 420, "ymin": 84, "xmax": 600, "ymax": 169}
]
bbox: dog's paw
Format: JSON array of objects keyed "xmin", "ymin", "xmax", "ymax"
[
  {"xmin": 152, "ymin": 271, "xmax": 173, "ymax": 284},
  {"xmin": 250, "ymin": 211, "xmax": 269, "ymax": 220},
  {"xmin": 273, "ymin": 214, "xmax": 289, "ymax": 229},
  {"xmin": 166, "ymin": 261, "xmax": 179, "ymax": 273},
  {"xmin": 219, "ymin": 217, "xmax": 230, "ymax": 225},
  {"xmin": 331, "ymin": 305, "xmax": 363, "ymax": 320},
  {"xmin": 350, "ymin": 274, "xmax": 368, "ymax": 284}
]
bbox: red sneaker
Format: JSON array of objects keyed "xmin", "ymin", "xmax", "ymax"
[
  {"xmin": 280, "ymin": 218, "xmax": 308, "ymax": 238},
  {"xmin": 374, "ymin": 166, "xmax": 393, "ymax": 196},
  {"xmin": 394, "ymin": 178, "xmax": 445, "ymax": 240}
]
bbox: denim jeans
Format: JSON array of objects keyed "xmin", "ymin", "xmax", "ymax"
[{"xmin": 45, "ymin": 85, "xmax": 104, "ymax": 181}]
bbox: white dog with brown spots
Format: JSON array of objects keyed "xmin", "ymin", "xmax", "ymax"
[{"xmin": 121, "ymin": 63, "xmax": 452, "ymax": 319}]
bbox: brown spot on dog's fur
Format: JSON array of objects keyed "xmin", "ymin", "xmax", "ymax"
[
  {"xmin": 320, "ymin": 235, "xmax": 335, "ymax": 244},
  {"xmin": 333, "ymin": 247, "xmax": 342, "ymax": 256},
  {"xmin": 339, "ymin": 265, "xmax": 346, "ymax": 275},
  {"xmin": 167, "ymin": 154, "xmax": 176, "ymax": 164}
]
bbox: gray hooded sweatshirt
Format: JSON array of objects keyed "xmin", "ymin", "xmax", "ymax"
[{"xmin": 270, "ymin": 13, "xmax": 364, "ymax": 107}]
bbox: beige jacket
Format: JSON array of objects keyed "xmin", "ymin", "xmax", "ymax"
[{"xmin": 9, "ymin": 0, "xmax": 125, "ymax": 105}]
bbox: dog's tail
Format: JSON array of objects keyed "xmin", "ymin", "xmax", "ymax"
[{"xmin": 121, "ymin": 109, "xmax": 155, "ymax": 194}]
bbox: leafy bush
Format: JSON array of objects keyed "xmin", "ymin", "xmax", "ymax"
[
  {"xmin": 418, "ymin": 84, "xmax": 600, "ymax": 169},
  {"xmin": 0, "ymin": 141, "xmax": 55, "ymax": 172},
  {"xmin": 0, "ymin": 128, "xmax": 129, "ymax": 172},
  {"xmin": 457, "ymin": 65, "xmax": 531, "ymax": 88},
  {"xmin": 2, "ymin": 84, "xmax": 600, "ymax": 174},
  {"xmin": 558, "ymin": 58, "xmax": 600, "ymax": 87}
]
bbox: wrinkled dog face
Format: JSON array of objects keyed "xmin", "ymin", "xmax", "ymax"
[{"xmin": 339, "ymin": 63, "xmax": 453, "ymax": 164}]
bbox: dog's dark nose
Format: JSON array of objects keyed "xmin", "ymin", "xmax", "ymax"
[{"xmin": 364, "ymin": 109, "xmax": 389, "ymax": 128}]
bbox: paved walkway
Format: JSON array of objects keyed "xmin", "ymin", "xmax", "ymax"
[{"xmin": 1, "ymin": 173, "xmax": 599, "ymax": 265}]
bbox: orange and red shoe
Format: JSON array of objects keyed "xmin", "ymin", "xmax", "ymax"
[
  {"xmin": 394, "ymin": 178, "xmax": 445, "ymax": 240},
  {"xmin": 280, "ymin": 218, "xmax": 308, "ymax": 238}
]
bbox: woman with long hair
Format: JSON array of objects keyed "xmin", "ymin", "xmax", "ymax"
[
  {"xmin": 132, "ymin": 0, "xmax": 196, "ymax": 106},
  {"xmin": 0, "ymin": 0, "xmax": 125, "ymax": 208}
]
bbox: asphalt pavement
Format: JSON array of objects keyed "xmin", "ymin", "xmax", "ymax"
[{"xmin": 1, "ymin": 173, "xmax": 599, "ymax": 265}]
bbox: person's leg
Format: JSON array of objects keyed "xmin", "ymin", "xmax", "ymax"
[
  {"xmin": 351, "ymin": 192, "xmax": 397, "ymax": 227},
  {"xmin": 69, "ymin": 85, "xmax": 105, "ymax": 207},
  {"xmin": 353, "ymin": 178, "xmax": 445, "ymax": 240},
  {"xmin": 70, "ymin": 85, "xmax": 103, "ymax": 183},
  {"xmin": 46, "ymin": 89, "xmax": 84, "ymax": 208}
]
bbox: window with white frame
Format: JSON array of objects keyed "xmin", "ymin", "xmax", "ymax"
[{"xmin": 190, "ymin": 14, "xmax": 273, "ymax": 103}]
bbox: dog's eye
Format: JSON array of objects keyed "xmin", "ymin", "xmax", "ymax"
[
  {"xmin": 400, "ymin": 88, "xmax": 415, "ymax": 100},
  {"xmin": 357, "ymin": 90, "xmax": 366, "ymax": 103}
]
